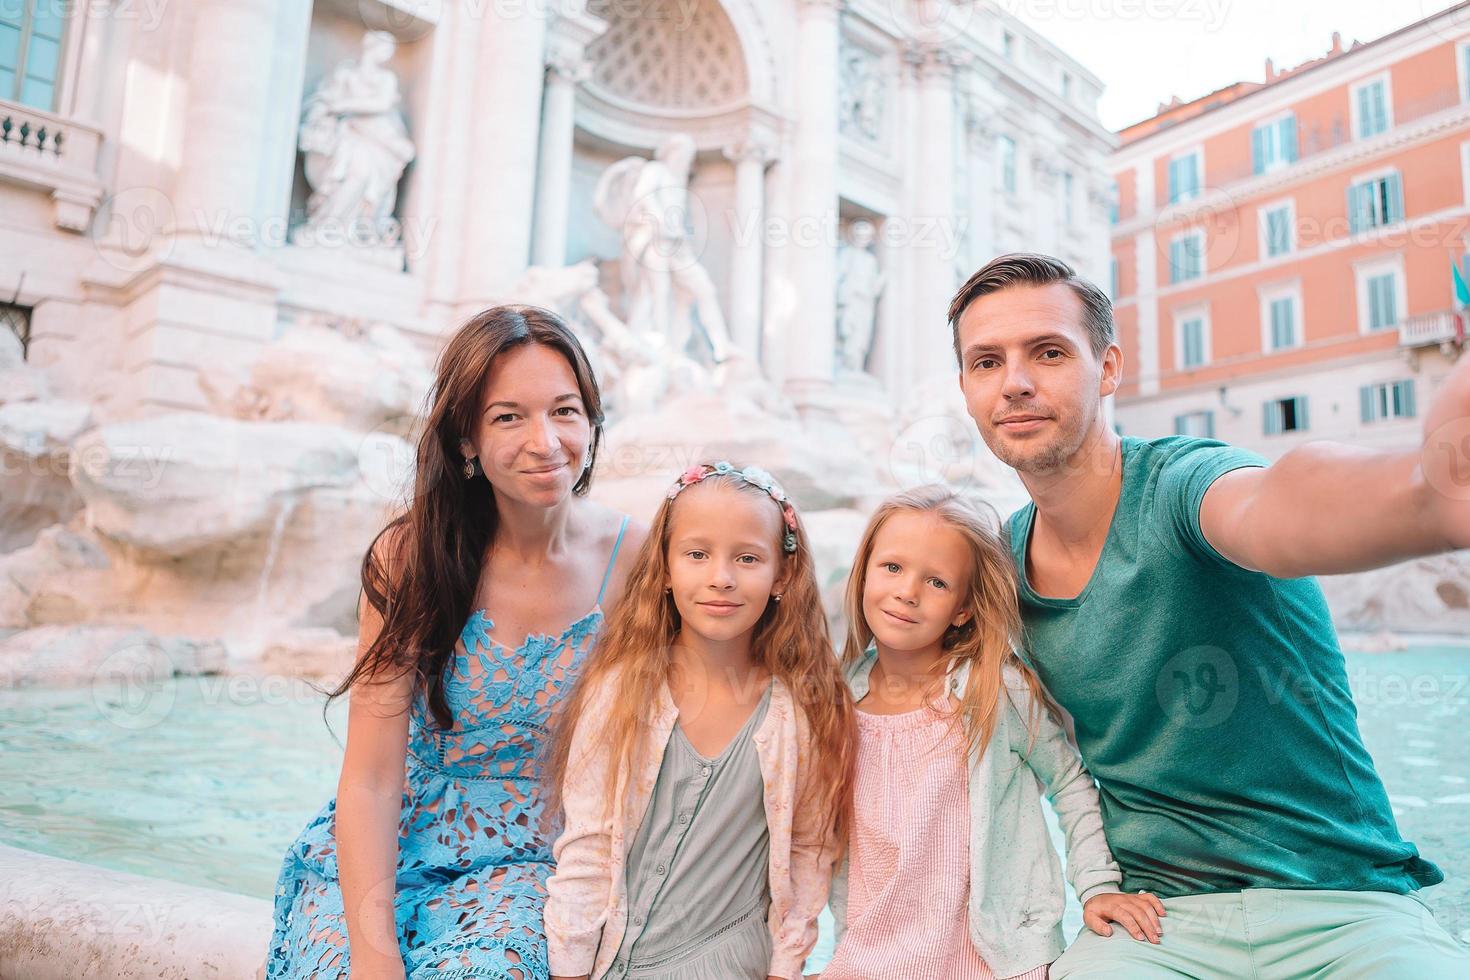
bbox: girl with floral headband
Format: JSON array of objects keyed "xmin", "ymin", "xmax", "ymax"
[{"xmin": 542, "ymin": 461, "xmax": 856, "ymax": 980}]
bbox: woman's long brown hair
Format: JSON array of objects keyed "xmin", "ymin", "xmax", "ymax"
[
  {"xmin": 544, "ymin": 471, "xmax": 857, "ymax": 846},
  {"xmin": 841, "ymin": 485, "xmax": 1053, "ymax": 759},
  {"xmin": 328, "ymin": 305, "xmax": 605, "ymax": 728}
]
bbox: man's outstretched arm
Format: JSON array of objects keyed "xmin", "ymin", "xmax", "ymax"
[{"xmin": 1200, "ymin": 357, "xmax": 1470, "ymax": 579}]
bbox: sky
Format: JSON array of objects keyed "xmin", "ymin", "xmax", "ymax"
[{"xmin": 1006, "ymin": 0, "xmax": 1467, "ymax": 131}]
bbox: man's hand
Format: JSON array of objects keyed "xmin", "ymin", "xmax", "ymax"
[
  {"xmin": 1420, "ymin": 350, "xmax": 1470, "ymax": 551},
  {"xmin": 1082, "ymin": 891, "xmax": 1166, "ymax": 944}
]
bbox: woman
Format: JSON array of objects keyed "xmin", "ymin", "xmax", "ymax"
[{"xmin": 267, "ymin": 305, "xmax": 646, "ymax": 980}]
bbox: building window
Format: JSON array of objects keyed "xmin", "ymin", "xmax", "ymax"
[
  {"xmin": 1264, "ymin": 396, "xmax": 1309, "ymax": 435},
  {"xmin": 1261, "ymin": 202, "xmax": 1294, "ymax": 258},
  {"xmin": 1061, "ymin": 71, "xmax": 1072, "ymax": 100},
  {"xmin": 1063, "ymin": 171, "xmax": 1074, "ymax": 225},
  {"xmin": 1268, "ymin": 296, "xmax": 1297, "ymax": 349},
  {"xmin": 1360, "ymin": 380, "xmax": 1416, "ymax": 423},
  {"xmin": 998, "ymin": 135, "xmax": 1018, "ymax": 196},
  {"xmin": 1175, "ymin": 310, "xmax": 1209, "ymax": 369},
  {"xmin": 1168, "ymin": 151, "xmax": 1202, "ymax": 204},
  {"xmin": 1354, "ymin": 259, "xmax": 1405, "ymax": 334},
  {"xmin": 1, "ymin": 302, "xmax": 30, "ymax": 358},
  {"xmin": 1168, "ymin": 231, "xmax": 1204, "ymax": 284},
  {"xmin": 1460, "ymin": 42, "xmax": 1470, "ymax": 103},
  {"xmin": 1259, "ymin": 283, "xmax": 1302, "ymax": 352},
  {"xmin": 1252, "ymin": 114, "xmax": 1299, "ymax": 174},
  {"xmin": 1174, "ymin": 411, "xmax": 1215, "ymax": 438},
  {"xmin": 1109, "ymin": 258, "xmax": 1119, "ymax": 300},
  {"xmin": 1003, "ymin": 31, "xmax": 1016, "ymax": 61},
  {"xmin": 0, "ymin": 1, "xmax": 66, "ymax": 110},
  {"xmin": 1108, "ymin": 179, "xmax": 1120, "ymax": 225},
  {"xmin": 1352, "ymin": 77, "xmax": 1391, "ymax": 140},
  {"xmin": 1347, "ymin": 172, "xmax": 1404, "ymax": 233},
  {"xmin": 1366, "ymin": 273, "xmax": 1397, "ymax": 330}
]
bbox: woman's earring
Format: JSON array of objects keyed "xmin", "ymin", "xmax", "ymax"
[
  {"xmin": 463, "ymin": 456, "xmax": 482, "ymax": 480},
  {"xmin": 773, "ymin": 593, "xmax": 783, "ymax": 602}
]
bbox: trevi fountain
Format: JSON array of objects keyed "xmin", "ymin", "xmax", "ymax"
[{"xmin": 0, "ymin": 1, "xmax": 1466, "ymax": 975}]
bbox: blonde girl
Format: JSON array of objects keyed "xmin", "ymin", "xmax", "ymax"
[
  {"xmin": 821, "ymin": 485, "xmax": 1163, "ymax": 980},
  {"xmin": 543, "ymin": 461, "xmax": 855, "ymax": 980}
]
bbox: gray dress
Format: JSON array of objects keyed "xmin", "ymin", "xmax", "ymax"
[{"xmin": 602, "ymin": 683, "xmax": 774, "ymax": 980}]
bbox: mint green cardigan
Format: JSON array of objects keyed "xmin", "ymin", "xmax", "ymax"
[{"xmin": 828, "ymin": 652, "xmax": 1121, "ymax": 978}]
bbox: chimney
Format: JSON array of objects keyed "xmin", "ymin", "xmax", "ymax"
[
  {"xmin": 1330, "ymin": 31, "xmax": 1343, "ymax": 55},
  {"xmin": 1265, "ymin": 57, "xmax": 1276, "ymax": 82}
]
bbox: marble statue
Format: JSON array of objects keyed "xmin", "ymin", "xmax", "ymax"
[
  {"xmin": 295, "ymin": 31, "xmax": 416, "ymax": 248},
  {"xmin": 593, "ymin": 134, "xmax": 736, "ymax": 363},
  {"xmin": 836, "ymin": 220, "xmax": 885, "ymax": 375}
]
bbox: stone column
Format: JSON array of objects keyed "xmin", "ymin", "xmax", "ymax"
[
  {"xmin": 910, "ymin": 43, "xmax": 958, "ymax": 382},
  {"xmin": 458, "ymin": 5, "xmax": 550, "ymax": 308},
  {"xmin": 722, "ymin": 139, "xmax": 773, "ymax": 358},
  {"xmin": 531, "ymin": 50, "xmax": 588, "ymax": 268},
  {"xmin": 172, "ymin": 0, "xmax": 280, "ymax": 240},
  {"xmin": 783, "ymin": 0, "xmax": 842, "ymax": 409},
  {"xmin": 961, "ymin": 101, "xmax": 996, "ymax": 276}
]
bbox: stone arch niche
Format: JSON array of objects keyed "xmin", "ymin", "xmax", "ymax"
[
  {"xmin": 586, "ymin": 0, "xmax": 749, "ymax": 111},
  {"xmin": 568, "ymin": 0, "xmax": 782, "ymax": 340}
]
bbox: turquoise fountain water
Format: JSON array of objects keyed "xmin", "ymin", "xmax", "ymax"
[{"xmin": 1, "ymin": 645, "xmax": 1466, "ymax": 955}]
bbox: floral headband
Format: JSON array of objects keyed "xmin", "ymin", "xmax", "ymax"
[{"xmin": 667, "ymin": 461, "xmax": 799, "ymax": 554}]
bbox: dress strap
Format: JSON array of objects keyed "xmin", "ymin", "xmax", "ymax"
[{"xmin": 597, "ymin": 514, "xmax": 631, "ymax": 606}]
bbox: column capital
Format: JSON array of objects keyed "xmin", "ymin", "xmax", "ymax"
[
  {"xmin": 723, "ymin": 138, "xmax": 777, "ymax": 166},
  {"xmin": 902, "ymin": 42, "xmax": 960, "ymax": 82},
  {"xmin": 545, "ymin": 46, "xmax": 591, "ymax": 85}
]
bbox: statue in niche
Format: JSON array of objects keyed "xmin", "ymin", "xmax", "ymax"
[
  {"xmin": 593, "ymin": 133, "xmax": 736, "ymax": 364},
  {"xmin": 295, "ymin": 31, "xmax": 416, "ymax": 248},
  {"xmin": 835, "ymin": 219, "xmax": 885, "ymax": 375},
  {"xmin": 840, "ymin": 48, "xmax": 885, "ymax": 143}
]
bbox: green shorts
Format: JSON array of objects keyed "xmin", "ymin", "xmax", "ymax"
[{"xmin": 1051, "ymin": 888, "xmax": 1469, "ymax": 979}]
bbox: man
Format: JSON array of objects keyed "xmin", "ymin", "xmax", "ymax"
[{"xmin": 948, "ymin": 252, "xmax": 1469, "ymax": 977}]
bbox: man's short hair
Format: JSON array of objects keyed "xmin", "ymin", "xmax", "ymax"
[{"xmin": 947, "ymin": 252, "xmax": 1116, "ymax": 364}]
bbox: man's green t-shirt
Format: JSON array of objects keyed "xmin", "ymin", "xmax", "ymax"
[{"xmin": 1006, "ymin": 435, "xmax": 1442, "ymax": 898}]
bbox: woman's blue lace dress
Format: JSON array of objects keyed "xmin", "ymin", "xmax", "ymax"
[{"xmin": 266, "ymin": 517, "xmax": 628, "ymax": 979}]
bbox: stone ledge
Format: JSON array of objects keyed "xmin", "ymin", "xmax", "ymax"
[{"xmin": 0, "ymin": 844, "xmax": 270, "ymax": 979}]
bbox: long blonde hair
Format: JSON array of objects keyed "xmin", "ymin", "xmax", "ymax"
[
  {"xmin": 545, "ymin": 469, "xmax": 856, "ymax": 844},
  {"xmin": 841, "ymin": 485, "xmax": 1052, "ymax": 758}
]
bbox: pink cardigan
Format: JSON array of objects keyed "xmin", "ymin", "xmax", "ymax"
[{"xmin": 545, "ymin": 671, "xmax": 836, "ymax": 979}]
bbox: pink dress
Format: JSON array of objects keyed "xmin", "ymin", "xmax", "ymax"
[{"xmin": 821, "ymin": 699, "xmax": 1048, "ymax": 980}]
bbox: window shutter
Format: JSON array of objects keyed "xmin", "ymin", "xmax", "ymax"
[
  {"xmin": 1385, "ymin": 172, "xmax": 1404, "ymax": 224},
  {"xmin": 1281, "ymin": 116, "xmax": 1299, "ymax": 163},
  {"xmin": 1204, "ymin": 411, "xmax": 1215, "ymax": 439},
  {"xmin": 1347, "ymin": 183, "xmax": 1364, "ymax": 234},
  {"xmin": 1252, "ymin": 127, "xmax": 1266, "ymax": 175},
  {"xmin": 1264, "ymin": 401, "xmax": 1279, "ymax": 435},
  {"xmin": 1400, "ymin": 380, "xmax": 1416, "ymax": 418},
  {"xmin": 1359, "ymin": 385, "xmax": 1374, "ymax": 423},
  {"xmin": 1296, "ymin": 397, "xmax": 1309, "ymax": 431},
  {"xmin": 1173, "ymin": 415, "xmax": 1186, "ymax": 436}
]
